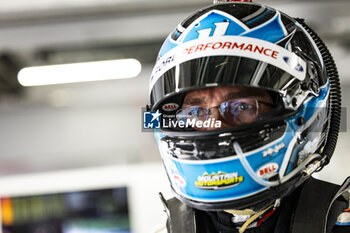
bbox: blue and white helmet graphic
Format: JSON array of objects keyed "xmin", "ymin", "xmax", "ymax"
[{"xmin": 148, "ymin": 1, "xmax": 341, "ymax": 210}]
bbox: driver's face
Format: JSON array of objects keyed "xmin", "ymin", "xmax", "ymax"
[{"xmin": 181, "ymin": 86, "xmax": 274, "ymax": 130}]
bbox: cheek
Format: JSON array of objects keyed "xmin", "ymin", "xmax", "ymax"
[{"xmin": 259, "ymin": 105, "xmax": 273, "ymax": 114}]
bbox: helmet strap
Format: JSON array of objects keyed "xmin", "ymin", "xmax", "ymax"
[
  {"xmin": 224, "ymin": 208, "xmax": 256, "ymax": 216},
  {"xmin": 224, "ymin": 198, "xmax": 280, "ymax": 233}
]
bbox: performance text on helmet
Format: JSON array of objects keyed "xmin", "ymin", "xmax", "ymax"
[{"xmin": 184, "ymin": 41, "xmax": 279, "ymax": 59}]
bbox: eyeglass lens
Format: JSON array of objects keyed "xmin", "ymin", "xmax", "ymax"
[{"xmin": 176, "ymin": 98, "xmax": 259, "ymax": 126}]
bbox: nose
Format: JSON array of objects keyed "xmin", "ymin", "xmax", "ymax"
[
  {"xmin": 194, "ymin": 107, "xmax": 223, "ymax": 131},
  {"xmin": 208, "ymin": 107, "xmax": 221, "ymax": 120}
]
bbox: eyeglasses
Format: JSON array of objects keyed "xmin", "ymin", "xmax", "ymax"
[{"xmin": 176, "ymin": 98, "xmax": 275, "ymax": 126}]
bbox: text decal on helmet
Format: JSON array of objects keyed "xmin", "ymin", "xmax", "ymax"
[
  {"xmin": 150, "ymin": 36, "xmax": 306, "ymax": 92},
  {"xmin": 195, "ymin": 171, "xmax": 244, "ymax": 190},
  {"xmin": 184, "ymin": 41, "xmax": 279, "ymax": 59}
]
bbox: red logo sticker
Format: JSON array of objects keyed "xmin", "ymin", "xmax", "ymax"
[
  {"xmin": 162, "ymin": 103, "xmax": 179, "ymax": 111},
  {"xmin": 173, "ymin": 173, "xmax": 186, "ymax": 187},
  {"xmin": 257, "ymin": 163, "xmax": 279, "ymax": 179}
]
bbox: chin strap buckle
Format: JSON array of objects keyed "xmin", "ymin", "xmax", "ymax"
[{"xmin": 303, "ymin": 158, "xmax": 322, "ymax": 176}]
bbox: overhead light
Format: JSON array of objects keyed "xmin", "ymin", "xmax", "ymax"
[{"xmin": 18, "ymin": 58, "xmax": 142, "ymax": 86}]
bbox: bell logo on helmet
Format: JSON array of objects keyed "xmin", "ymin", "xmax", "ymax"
[
  {"xmin": 195, "ymin": 171, "xmax": 244, "ymax": 190},
  {"xmin": 173, "ymin": 173, "xmax": 187, "ymax": 187},
  {"xmin": 162, "ymin": 103, "xmax": 179, "ymax": 111},
  {"xmin": 257, "ymin": 163, "xmax": 279, "ymax": 179}
]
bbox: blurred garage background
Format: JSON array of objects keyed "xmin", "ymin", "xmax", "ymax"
[{"xmin": 0, "ymin": 0, "xmax": 348, "ymax": 232}]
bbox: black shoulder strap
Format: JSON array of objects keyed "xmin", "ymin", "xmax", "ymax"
[
  {"xmin": 159, "ymin": 193, "xmax": 197, "ymax": 233},
  {"xmin": 291, "ymin": 177, "xmax": 349, "ymax": 233}
]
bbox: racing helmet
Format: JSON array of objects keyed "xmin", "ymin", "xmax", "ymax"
[{"xmin": 148, "ymin": 0, "xmax": 341, "ymax": 210}]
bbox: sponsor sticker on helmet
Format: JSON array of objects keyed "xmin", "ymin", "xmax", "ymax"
[
  {"xmin": 195, "ymin": 171, "xmax": 244, "ymax": 190},
  {"xmin": 262, "ymin": 143, "xmax": 285, "ymax": 157},
  {"xmin": 162, "ymin": 103, "xmax": 179, "ymax": 111},
  {"xmin": 173, "ymin": 173, "xmax": 187, "ymax": 187},
  {"xmin": 283, "ymin": 56, "xmax": 304, "ymax": 72},
  {"xmin": 257, "ymin": 163, "xmax": 279, "ymax": 179}
]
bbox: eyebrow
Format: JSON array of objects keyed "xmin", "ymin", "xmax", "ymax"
[
  {"xmin": 183, "ymin": 89, "xmax": 269, "ymax": 105},
  {"xmin": 183, "ymin": 98, "xmax": 205, "ymax": 105},
  {"xmin": 223, "ymin": 90, "xmax": 265, "ymax": 101}
]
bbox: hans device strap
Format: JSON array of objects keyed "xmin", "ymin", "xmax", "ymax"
[
  {"xmin": 159, "ymin": 193, "xmax": 197, "ymax": 233},
  {"xmin": 291, "ymin": 177, "xmax": 350, "ymax": 233}
]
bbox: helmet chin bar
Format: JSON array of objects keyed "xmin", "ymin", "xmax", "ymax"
[
  {"xmin": 234, "ymin": 141, "xmax": 279, "ymax": 187},
  {"xmin": 233, "ymin": 141, "xmax": 322, "ymax": 188},
  {"xmin": 171, "ymin": 150, "xmax": 323, "ymax": 211},
  {"xmin": 172, "ymin": 173, "xmax": 300, "ymax": 211}
]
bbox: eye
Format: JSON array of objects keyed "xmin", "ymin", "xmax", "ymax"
[
  {"xmin": 188, "ymin": 107, "xmax": 200, "ymax": 116},
  {"xmin": 219, "ymin": 99, "xmax": 260, "ymax": 125},
  {"xmin": 238, "ymin": 102, "xmax": 251, "ymax": 111},
  {"xmin": 177, "ymin": 106, "xmax": 206, "ymax": 120}
]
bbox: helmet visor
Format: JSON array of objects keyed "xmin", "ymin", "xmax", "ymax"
[
  {"xmin": 150, "ymin": 55, "xmax": 297, "ymax": 132},
  {"xmin": 150, "ymin": 55, "xmax": 301, "ymax": 110}
]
